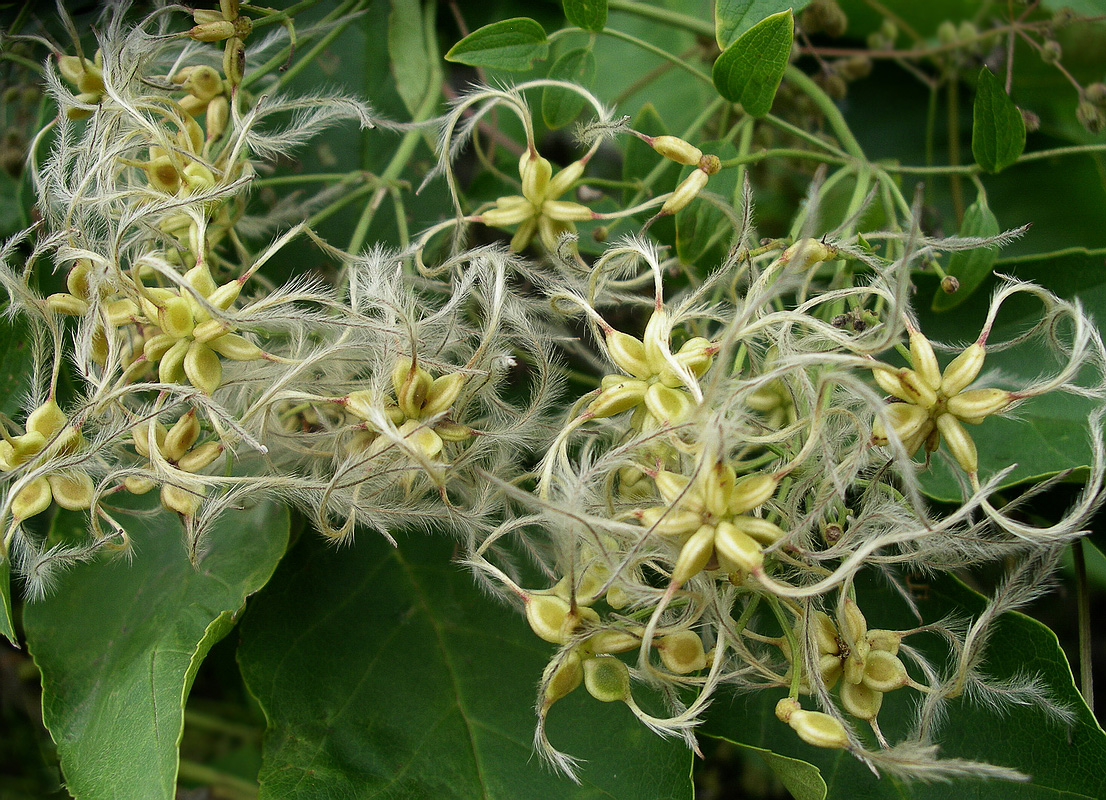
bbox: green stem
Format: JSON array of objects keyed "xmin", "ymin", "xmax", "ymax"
[
  {"xmin": 607, "ymin": 0, "xmax": 714, "ymax": 36},
  {"xmin": 783, "ymin": 65, "xmax": 865, "ymax": 160},
  {"xmin": 761, "ymin": 113, "xmax": 849, "ymax": 158},
  {"xmin": 947, "ymin": 75, "xmax": 964, "ymax": 223},
  {"xmin": 720, "ymin": 147, "xmax": 848, "ymax": 169},
  {"xmin": 177, "ymin": 760, "xmax": 258, "ymax": 800},
  {"xmin": 1073, "ymin": 538, "xmax": 1095, "ymax": 710},
  {"xmin": 596, "ymin": 28, "xmax": 713, "ymax": 86},
  {"xmin": 246, "ymin": 0, "xmax": 322, "ymax": 29}
]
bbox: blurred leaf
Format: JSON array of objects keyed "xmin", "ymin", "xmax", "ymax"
[
  {"xmin": 24, "ymin": 501, "xmax": 289, "ymax": 800},
  {"xmin": 676, "ymin": 141, "xmax": 739, "ymax": 267},
  {"xmin": 972, "ymin": 66, "xmax": 1026, "ymax": 173},
  {"xmin": 715, "ymin": 0, "xmax": 807, "ymax": 49},
  {"xmin": 931, "ymin": 189, "xmax": 1001, "ymax": 311},
  {"xmin": 622, "ymin": 103, "xmax": 678, "ymax": 206},
  {"xmin": 445, "ymin": 18, "xmax": 549, "ymax": 71},
  {"xmin": 563, "ymin": 0, "xmax": 607, "ymax": 31},
  {"xmin": 388, "ymin": 0, "xmax": 440, "ymax": 117},
  {"xmin": 239, "ymin": 530, "xmax": 694, "ymax": 800},
  {"xmin": 738, "ymin": 741, "xmax": 827, "ymax": 800},
  {"xmin": 712, "ymin": 9, "xmax": 794, "ymax": 116},
  {"xmin": 702, "ymin": 571, "xmax": 1106, "ymax": 799},
  {"xmin": 542, "ymin": 47, "xmax": 597, "ymax": 129}
]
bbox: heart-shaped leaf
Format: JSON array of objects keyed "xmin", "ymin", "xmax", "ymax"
[
  {"xmin": 715, "ymin": 0, "xmax": 807, "ymax": 50},
  {"xmin": 712, "ymin": 9, "xmax": 794, "ymax": 117},
  {"xmin": 445, "ymin": 18, "xmax": 549, "ymax": 72},
  {"xmin": 563, "ymin": 0, "xmax": 607, "ymax": 32},
  {"xmin": 972, "ymin": 66, "xmax": 1027, "ymax": 173},
  {"xmin": 239, "ymin": 530, "xmax": 694, "ymax": 800},
  {"xmin": 24, "ymin": 501, "xmax": 289, "ymax": 800}
]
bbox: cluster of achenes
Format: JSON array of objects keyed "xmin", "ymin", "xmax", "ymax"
[{"xmin": 3, "ymin": 2, "xmax": 1104, "ymax": 783}]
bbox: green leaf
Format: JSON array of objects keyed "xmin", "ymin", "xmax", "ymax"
[
  {"xmin": 715, "ymin": 1, "xmax": 808, "ymax": 50},
  {"xmin": 675, "ymin": 140, "xmax": 739, "ymax": 266},
  {"xmin": 388, "ymin": 0, "xmax": 441, "ymax": 117},
  {"xmin": 542, "ymin": 48, "xmax": 597, "ymax": 129},
  {"xmin": 711, "ymin": 9, "xmax": 794, "ymax": 117},
  {"xmin": 737, "ymin": 741, "xmax": 827, "ymax": 800},
  {"xmin": 563, "ymin": 0, "xmax": 607, "ymax": 32},
  {"xmin": 24, "ymin": 501, "xmax": 289, "ymax": 800},
  {"xmin": 445, "ymin": 18, "xmax": 549, "ymax": 71},
  {"xmin": 239, "ymin": 530, "xmax": 694, "ymax": 800},
  {"xmin": 703, "ymin": 571, "xmax": 1106, "ymax": 798},
  {"xmin": 931, "ymin": 190, "xmax": 1001, "ymax": 311},
  {"xmin": 972, "ymin": 66, "xmax": 1026, "ymax": 173}
]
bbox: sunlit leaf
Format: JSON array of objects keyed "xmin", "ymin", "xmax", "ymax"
[
  {"xmin": 712, "ymin": 10, "xmax": 794, "ymax": 117},
  {"xmin": 715, "ymin": 0, "xmax": 808, "ymax": 49},
  {"xmin": 563, "ymin": 0, "xmax": 607, "ymax": 32},
  {"xmin": 445, "ymin": 18, "xmax": 549, "ymax": 71},
  {"xmin": 239, "ymin": 530, "xmax": 694, "ymax": 800},
  {"xmin": 24, "ymin": 501, "xmax": 289, "ymax": 800}
]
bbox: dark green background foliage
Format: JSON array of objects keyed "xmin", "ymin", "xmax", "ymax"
[{"xmin": 1, "ymin": 1, "xmax": 1105, "ymax": 798}]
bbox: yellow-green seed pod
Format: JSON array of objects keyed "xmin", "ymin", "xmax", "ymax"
[
  {"xmin": 159, "ymin": 296, "xmax": 195, "ymax": 339},
  {"xmin": 670, "ymin": 524, "xmax": 717, "ymax": 585},
  {"xmin": 658, "ymin": 630, "xmax": 708, "ymax": 673},
  {"xmin": 583, "ymin": 655, "xmax": 631, "ymax": 703},
  {"xmin": 651, "ymin": 135, "xmax": 703, "ymax": 166},
  {"xmin": 46, "ymin": 293, "xmax": 89, "ymax": 316},
  {"xmin": 422, "ymin": 373, "xmax": 465, "ymax": 418},
  {"xmin": 124, "ymin": 475, "xmax": 158, "ymax": 495},
  {"xmin": 526, "ymin": 594, "xmax": 588, "ymax": 644},
  {"xmin": 660, "ymin": 169, "xmax": 709, "ymax": 215},
  {"xmin": 654, "ymin": 470, "xmax": 694, "ymax": 508},
  {"xmin": 193, "ymin": 9, "xmax": 225, "ymax": 25},
  {"xmin": 184, "ymin": 65, "xmax": 222, "ymax": 102},
  {"xmin": 192, "ymin": 319, "xmax": 230, "ymax": 343},
  {"xmin": 132, "ymin": 421, "xmax": 168, "ymax": 460},
  {"xmin": 643, "ymin": 383, "xmax": 693, "ymax": 426},
  {"xmin": 541, "ymin": 651, "xmax": 583, "ymax": 710},
  {"xmin": 867, "ymin": 629, "xmax": 901, "ymax": 655},
  {"xmin": 840, "ymin": 679, "xmax": 882, "ymax": 721},
  {"xmin": 775, "ymin": 697, "xmax": 801, "ymax": 723},
  {"xmin": 190, "ymin": 19, "xmax": 235, "ymax": 42},
  {"xmin": 344, "ymin": 390, "xmax": 375, "ymax": 421},
  {"xmin": 607, "ymin": 331, "xmax": 652, "ymax": 379},
  {"xmin": 872, "ymin": 366, "xmax": 908, "ymax": 399},
  {"xmin": 146, "ymin": 156, "xmax": 181, "ymax": 193},
  {"xmin": 57, "ymin": 55, "xmax": 86, "ymax": 87},
  {"xmin": 206, "ymin": 95, "xmax": 230, "ymax": 141},
  {"xmin": 27, "ymin": 400, "xmax": 67, "ymax": 440},
  {"xmin": 519, "ymin": 152, "xmax": 553, "ymax": 205},
  {"xmin": 207, "ymin": 279, "xmax": 243, "ymax": 311},
  {"xmin": 730, "ymin": 515, "xmax": 785, "ymax": 546},
  {"xmin": 894, "ymin": 368, "xmax": 937, "ymax": 409},
  {"xmin": 728, "ymin": 472, "xmax": 778, "ymax": 516},
  {"xmin": 935, "ymin": 412, "xmax": 978, "ymax": 472},
  {"xmin": 106, "ymin": 299, "xmax": 139, "ymax": 327},
  {"xmin": 481, "ymin": 196, "xmax": 533, "ymax": 227},
  {"xmin": 909, "ymin": 331, "xmax": 942, "ymax": 390},
  {"xmin": 223, "ymin": 37, "xmax": 246, "ymax": 85},
  {"xmin": 541, "ymin": 199, "xmax": 594, "ymax": 222},
  {"xmin": 587, "ymin": 379, "xmax": 648, "ymax": 418},
  {"xmin": 47, "ymin": 472, "xmax": 94, "ymax": 511},
  {"xmin": 812, "ymin": 612, "xmax": 841, "ymax": 655},
  {"xmin": 165, "ymin": 412, "xmax": 201, "ymax": 462},
  {"xmin": 65, "ymin": 260, "xmax": 93, "ymax": 299},
  {"xmin": 546, "ymin": 159, "xmax": 586, "ymax": 199},
  {"xmin": 588, "ymin": 629, "xmax": 640, "ymax": 655},
  {"xmin": 946, "ymin": 388, "xmax": 1012, "ymax": 423},
  {"xmin": 714, "ymin": 521, "xmax": 763, "ymax": 573},
  {"xmin": 208, "ymin": 333, "xmax": 263, "ymax": 361},
  {"xmin": 185, "ymin": 264, "xmax": 217, "ymax": 298},
  {"xmin": 184, "ymin": 340, "xmax": 222, "ymax": 394},
  {"xmin": 788, "ymin": 709, "xmax": 849, "ymax": 748},
  {"xmin": 144, "ymin": 333, "xmax": 177, "ymax": 363},
  {"xmin": 392, "ymin": 419, "xmax": 442, "ymax": 460},
  {"xmin": 435, "ymin": 421, "xmax": 474, "ymax": 442},
  {"xmin": 781, "ymin": 238, "xmax": 836, "ymax": 271},
  {"xmin": 671, "ymin": 337, "xmax": 714, "ymax": 381},
  {"xmin": 182, "ymin": 162, "xmax": 216, "ymax": 194},
  {"xmin": 940, "ymin": 343, "xmax": 985, "ymax": 396},
  {"xmin": 862, "ymin": 650, "xmax": 908, "ymax": 693},
  {"xmin": 703, "ymin": 460, "xmax": 736, "ymax": 518},
  {"xmin": 871, "ymin": 403, "xmax": 930, "ymax": 450},
  {"xmin": 817, "ymin": 653, "xmax": 844, "ymax": 689},
  {"xmin": 508, "ymin": 216, "xmax": 537, "ymax": 252},
  {"xmin": 177, "ymin": 441, "xmax": 223, "ymax": 473},
  {"xmin": 12, "ymin": 477, "xmax": 53, "ymax": 520},
  {"xmin": 637, "ymin": 506, "xmax": 702, "ymax": 536},
  {"xmin": 0, "ymin": 431, "xmax": 47, "ymax": 470},
  {"xmin": 395, "ymin": 364, "xmax": 433, "ymax": 420},
  {"xmin": 161, "ymin": 483, "xmax": 204, "ymax": 516}
]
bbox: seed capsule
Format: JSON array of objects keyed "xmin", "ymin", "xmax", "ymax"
[
  {"xmin": 940, "ymin": 342, "xmax": 985, "ymax": 396},
  {"xmin": 936, "ymin": 412, "xmax": 978, "ymax": 472},
  {"xmin": 789, "ymin": 709, "xmax": 850, "ymax": 749},
  {"xmin": 670, "ymin": 524, "xmax": 717, "ymax": 585},
  {"xmin": 728, "ymin": 473, "xmax": 778, "ymax": 516},
  {"xmin": 519, "ymin": 151, "xmax": 553, "ymax": 204},
  {"xmin": 606, "ymin": 331, "xmax": 652, "ymax": 379},
  {"xmin": 713, "ymin": 521, "xmax": 764, "ymax": 573},
  {"xmin": 946, "ymin": 388, "xmax": 1012, "ymax": 423},
  {"xmin": 583, "ymin": 656, "xmax": 630, "ymax": 703},
  {"xmin": 651, "ymin": 135, "xmax": 703, "ymax": 166},
  {"xmin": 658, "ymin": 630, "xmax": 708, "ymax": 673},
  {"xmin": 660, "ymin": 169, "xmax": 708, "ymax": 215}
]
